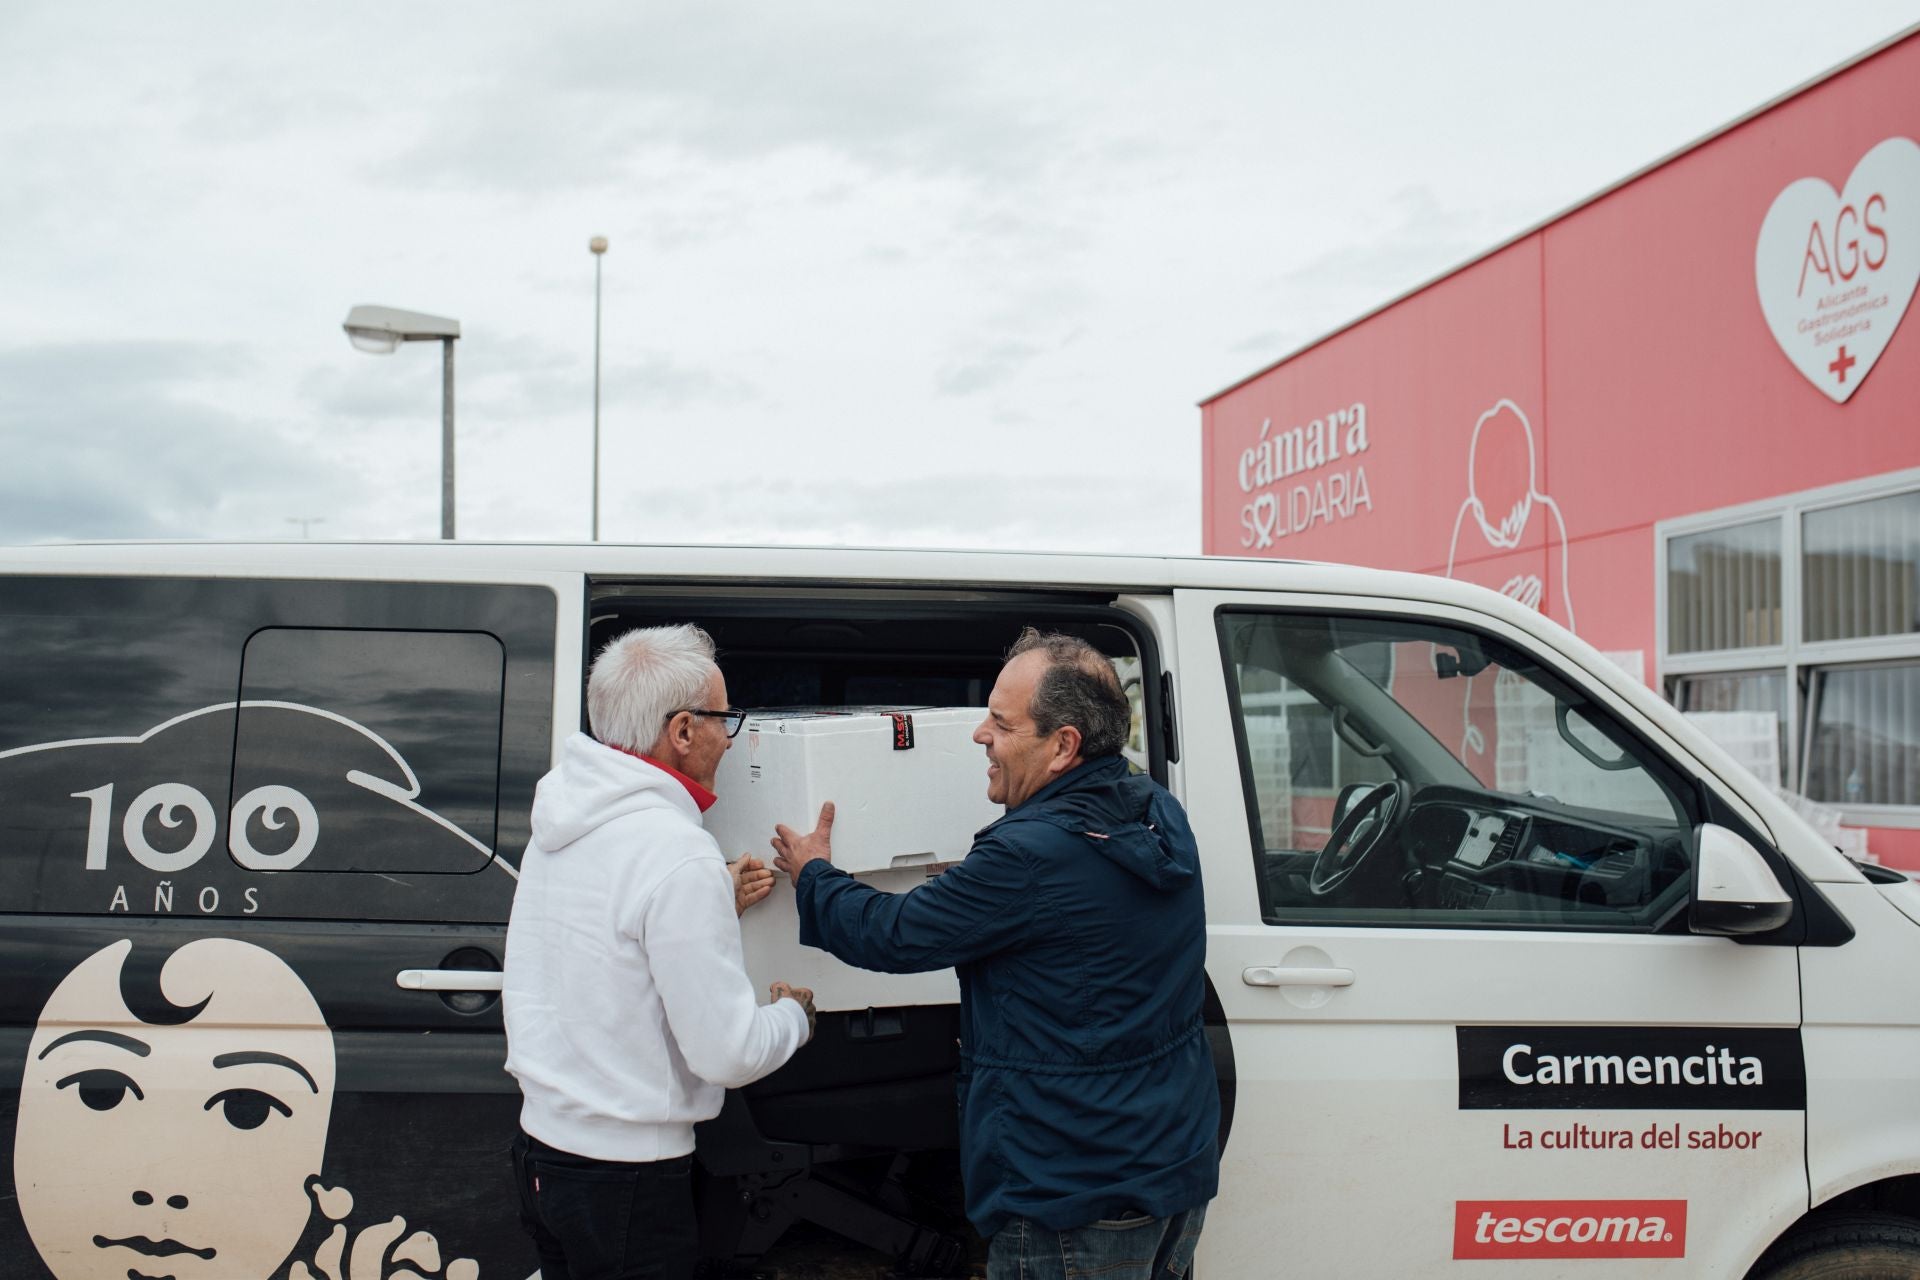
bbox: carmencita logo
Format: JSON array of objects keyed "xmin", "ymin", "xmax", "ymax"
[
  {"xmin": 1457, "ymin": 1026, "xmax": 1806, "ymax": 1111},
  {"xmin": 1500, "ymin": 1041, "xmax": 1763, "ymax": 1088}
]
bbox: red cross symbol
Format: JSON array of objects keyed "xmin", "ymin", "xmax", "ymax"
[{"xmin": 1829, "ymin": 345, "xmax": 1858, "ymax": 384}]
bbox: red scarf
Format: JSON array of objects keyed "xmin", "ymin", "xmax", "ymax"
[{"xmin": 609, "ymin": 743, "xmax": 717, "ymax": 813}]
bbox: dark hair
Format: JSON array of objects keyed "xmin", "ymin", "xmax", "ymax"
[
  {"xmin": 120, "ymin": 941, "xmax": 211, "ymax": 1026},
  {"xmin": 1006, "ymin": 628, "xmax": 1131, "ymax": 759}
]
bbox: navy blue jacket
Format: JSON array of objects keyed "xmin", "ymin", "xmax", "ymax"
[{"xmin": 793, "ymin": 755, "xmax": 1219, "ymax": 1237}]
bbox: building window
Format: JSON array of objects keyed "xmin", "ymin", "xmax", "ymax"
[
  {"xmin": 1671, "ymin": 669, "xmax": 1789, "ymax": 784},
  {"xmin": 1804, "ymin": 663, "xmax": 1920, "ymax": 808},
  {"xmin": 1802, "ymin": 489, "xmax": 1920, "ymax": 643},
  {"xmin": 1667, "ymin": 519, "xmax": 1783, "ymax": 653},
  {"xmin": 1660, "ymin": 471, "xmax": 1920, "ymax": 828}
]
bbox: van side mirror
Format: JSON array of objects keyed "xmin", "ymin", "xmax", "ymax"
[{"xmin": 1689, "ymin": 824, "xmax": 1794, "ymax": 936}]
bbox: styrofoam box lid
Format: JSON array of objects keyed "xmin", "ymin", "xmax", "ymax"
[
  {"xmin": 737, "ymin": 706, "xmax": 957, "ymax": 735},
  {"xmin": 707, "ymin": 706, "xmax": 999, "ymax": 875}
]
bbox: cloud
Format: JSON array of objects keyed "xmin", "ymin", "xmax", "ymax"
[
  {"xmin": 0, "ymin": 341, "xmax": 362, "ymax": 543},
  {"xmin": 565, "ymin": 469, "xmax": 1198, "ymax": 555},
  {"xmin": 937, "ymin": 341, "xmax": 1042, "ymax": 398},
  {"xmin": 1231, "ymin": 184, "xmax": 1524, "ymax": 365},
  {"xmin": 588, "ymin": 351, "xmax": 763, "ymax": 413},
  {"xmin": 369, "ymin": 6, "xmax": 1064, "ymax": 194},
  {"xmin": 181, "ymin": 67, "xmax": 362, "ymax": 145},
  {"xmin": 298, "ymin": 360, "xmax": 441, "ymax": 424}
]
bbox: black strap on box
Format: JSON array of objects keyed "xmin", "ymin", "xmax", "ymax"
[{"xmin": 889, "ymin": 712, "xmax": 915, "ymax": 750}]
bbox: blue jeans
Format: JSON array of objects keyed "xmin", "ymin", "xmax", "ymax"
[
  {"xmin": 510, "ymin": 1131, "xmax": 697, "ymax": 1280},
  {"xmin": 988, "ymin": 1205, "xmax": 1208, "ymax": 1280}
]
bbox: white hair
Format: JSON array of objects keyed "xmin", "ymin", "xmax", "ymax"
[{"xmin": 587, "ymin": 624, "xmax": 718, "ymax": 753}]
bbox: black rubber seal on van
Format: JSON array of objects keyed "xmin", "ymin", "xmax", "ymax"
[{"xmin": 582, "ymin": 587, "xmax": 1174, "ymax": 785}]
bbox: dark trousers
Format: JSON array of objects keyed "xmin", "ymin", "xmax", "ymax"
[
  {"xmin": 511, "ymin": 1131, "xmax": 698, "ymax": 1280},
  {"xmin": 987, "ymin": 1206, "xmax": 1208, "ymax": 1280}
]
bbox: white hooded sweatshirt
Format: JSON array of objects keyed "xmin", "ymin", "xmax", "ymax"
[{"xmin": 503, "ymin": 733, "xmax": 809, "ymax": 1161}]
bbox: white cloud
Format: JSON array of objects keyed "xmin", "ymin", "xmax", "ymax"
[{"xmin": 0, "ymin": 342, "xmax": 361, "ymax": 543}]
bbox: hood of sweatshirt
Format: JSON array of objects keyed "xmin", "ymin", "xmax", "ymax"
[
  {"xmin": 994, "ymin": 755, "xmax": 1198, "ymax": 891},
  {"xmin": 530, "ymin": 733, "xmax": 697, "ymax": 852}
]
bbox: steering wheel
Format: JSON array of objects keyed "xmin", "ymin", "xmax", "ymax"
[{"xmin": 1309, "ymin": 779, "xmax": 1413, "ymax": 898}]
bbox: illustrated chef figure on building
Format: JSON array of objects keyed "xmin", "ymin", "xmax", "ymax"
[
  {"xmin": 1444, "ymin": 399, "xmax": 1576, "ymax": 761},
  {"xmin": 1445, "ymin": 398, "xmax": 1576, "ymax": 631}
]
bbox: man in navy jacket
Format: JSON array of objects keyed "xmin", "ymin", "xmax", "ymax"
[{"xmin": 771, "ymin": 629, "xmax": 1218, "ymax": 1280}]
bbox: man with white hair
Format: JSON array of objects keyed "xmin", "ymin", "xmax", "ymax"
[{"xmin": 503, "ymin": 623, "xmax": 814, "ymax": 1280}]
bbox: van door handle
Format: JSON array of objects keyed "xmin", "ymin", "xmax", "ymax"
[
  {"xmin": 1242, "ymin": 965, "xmax": 1355, "ymax": 988},
  {"xmin": 396, "ymin": 969, "xmax": 504, "ymax": 992}
]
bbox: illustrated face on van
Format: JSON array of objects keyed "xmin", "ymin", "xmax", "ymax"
[{"xmin": 16, "ymin": 938, "xmax": 335, "ymax": 1280}]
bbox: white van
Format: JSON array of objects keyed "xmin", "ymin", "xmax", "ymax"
[{"xmin": 1, "ymin": 541, "xmax": 1915, "ymax": 1279}]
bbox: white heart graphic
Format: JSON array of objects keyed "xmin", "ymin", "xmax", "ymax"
[
  {"xmin": 1250, "ymin": 491, "xmax": 1279, "ymax": 548},
  {"xmin": 1755, "ymin": 136, "xmax": 1920, "ymax": 403}
]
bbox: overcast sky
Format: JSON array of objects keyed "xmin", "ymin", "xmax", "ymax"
[{"xmin": 3, "ymin": 3, "xmax": 1915, "ymax": 553}]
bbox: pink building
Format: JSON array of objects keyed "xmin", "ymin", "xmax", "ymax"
[{"xmin": 1200, "ymin": 29, "xmax": 1920, "ymax": 864}]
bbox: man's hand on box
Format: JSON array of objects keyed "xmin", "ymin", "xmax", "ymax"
[
  {"xmin": 728, "ymin": 854, "xmax": 774, "ymax": 916},
  {"xmin": 770, "ymin": 981, "xmax": 817, "ymax": 1040},
  {"xmin": 771, "ymin": 801, "xmax": 835, "ymax": 881}
]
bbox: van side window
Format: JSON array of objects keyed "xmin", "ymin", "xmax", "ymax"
[
  {"xmin": 1220, "ymin": 610, "xmax": 1698, "ymax": 931},
  {"xmin": 234, "ymin": 628, "xmax": 506, "ymax": 873}
]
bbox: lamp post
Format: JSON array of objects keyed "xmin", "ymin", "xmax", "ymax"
[
  {"xmin": 590, "ymin": 236, "xmax": 607, "ymax": 542},
  {"xmin": 342, "ymin": 304, "xmax": 462, "ymax": 540}
]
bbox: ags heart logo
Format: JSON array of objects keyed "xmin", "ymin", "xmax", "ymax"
[{"xmin": 1755, "ymin": 136, "xmax": 1920, "ymax": 403}]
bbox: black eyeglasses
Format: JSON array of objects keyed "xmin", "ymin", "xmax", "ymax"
[{"xmin": 680, "ymin": 707, "xmax": 747, "ymax": 738}]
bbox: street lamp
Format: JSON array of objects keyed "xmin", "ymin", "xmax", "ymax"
[
  {"xmin": 342, "ymin": 304, "xmax": 461, "ymax": 540},
  {"xmin": 590, "ymin": 236, "xmax": 607, "ymax": 542}
]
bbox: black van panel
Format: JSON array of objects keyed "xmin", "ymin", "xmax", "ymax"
[{"xmin": 0, "ymin": 574, "xmax": 556, "ymax": 1280}]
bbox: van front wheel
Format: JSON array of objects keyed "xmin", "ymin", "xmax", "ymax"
[{"xmin": 1749, "ymin": 1211, "xmax": 1920, "ymax": 1279}]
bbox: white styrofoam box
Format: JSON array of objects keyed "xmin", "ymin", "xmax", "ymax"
[
  {"xmin": 705, "ymin": 707, "xmax": 1001, "ymax": 876},
  {"xmin": 717, "ymin": 707, "xmax": 989, "ymax": 1012},
  {"xmin": 740, "ymin": 865, "xmax": 962, "ymax": 1012}
]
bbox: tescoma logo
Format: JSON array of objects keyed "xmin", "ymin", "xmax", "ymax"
[{"xmin": 1453, "ymin": 1200, "xmax": 1687, "ymax": 1260}]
